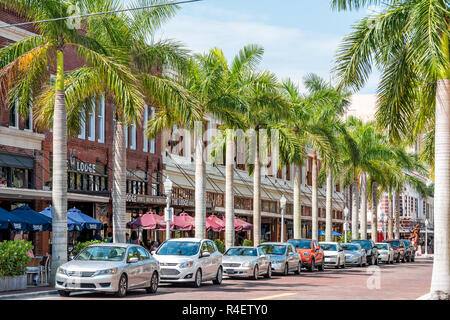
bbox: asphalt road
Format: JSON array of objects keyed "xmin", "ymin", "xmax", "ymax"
[{"xmin": 30, "ymin": 256, "xmax": 433, "ymax": 300}]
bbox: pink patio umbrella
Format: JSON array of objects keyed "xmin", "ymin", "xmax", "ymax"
[
  {"xmin": 171, "ymin": 212, "xmax": 195, "ymax": 231},
  {"xmin": 126, "ymin": 211, "xmax": 166, "ymax": 230},
  {"xmin": 206, "ymin": 214, "xmax": 225, "ymax": 232},
  {"xmin": 233, "ymin": 217, "xmax": 253, "ymax": 232}
]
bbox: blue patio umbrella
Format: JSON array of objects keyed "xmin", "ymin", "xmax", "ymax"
[
  {"xmin": 67, "ymin": 208, "xmax": 103, "ymax": 230},
  {"xmin": 0, "ymin": 207, "xmax": 28, "ymax": 231},
  {"xmin": 332, "ymin": 231, "xmax": 342, "ymax": 236},
  {"xmin": 10, "ymin": 206, "xmax": 52, "ymax": 232},
  {"xmin": 39, "ymin": 207, "xmax": 82, "ymax": 231},
  {"xmin": 308, "ymin": 229, "xmax": 325, "ymax": 236}
]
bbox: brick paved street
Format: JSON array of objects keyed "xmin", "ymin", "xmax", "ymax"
[{"xmin": 27, "ymin": 257, "xmax": 433, "ymax": 300}]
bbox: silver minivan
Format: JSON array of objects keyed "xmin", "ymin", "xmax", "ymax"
[{"xmin": 153, "ymin": 238, "xmax": 223, "ymax": 287}]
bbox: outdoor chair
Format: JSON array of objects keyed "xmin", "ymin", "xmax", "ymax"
[
  {"xmin": 39, "ymin": 255, "xmax": 51, "ymax": 285},
  {"xmin": 26, "ymin": 257, "xmax": 42, "ymax": 286}
]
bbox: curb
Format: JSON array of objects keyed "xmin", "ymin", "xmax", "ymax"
[
  {"xmin": 416, "ymin": 293, "xmax": 430, "ymax": 300},
  {"xmin": 0, "ymin": 289, "xmax": 57, "ymax": 300}
]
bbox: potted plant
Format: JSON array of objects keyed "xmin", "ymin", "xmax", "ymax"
[{"xmin": 0, "ymin": 240, "xmax": 33, "ymax": 292}]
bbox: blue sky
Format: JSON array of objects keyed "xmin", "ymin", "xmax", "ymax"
[{"xmin": 152, "ymin": 0, "xmax": 380, "ymax": 94}]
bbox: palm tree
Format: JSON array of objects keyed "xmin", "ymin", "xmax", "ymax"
[
  {"xmin": 331, "ymin": 0, "xmax": 448, "ymax": 298},
  {"xmin": 0, "ymin": 0, "xmax": 143, "ymax": 283}
]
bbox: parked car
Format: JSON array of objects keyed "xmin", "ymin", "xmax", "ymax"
[
  {"xmin": 341, "ymin": 243, "xmax": 367, "ymax": 267},
  {"xmin": 222, "ymin": 247, "xmax": 271, "ymax": 280},
  {"xmin": 287, "ymin": 238, "xmax": 324, "ymax": 272},
  {"xmin": 153, "ymin": 238, "xmax": 223, "ymax": 288},
  {"xmin": 319, "ymin": 242, "xmax": 345, "ymax": 269},
  {"xmin": 55, "ymin": 243, "xmax": 160, "ymax": 297},
  {"xmin": 351, "ymin": 240, "xmax": 379, "ymax": 265},
  {"xmin": 401, "ymin": 239, "xmax": 416, "ymax": 262},
  {"xmin": 383, "ymin": 239, "xmax": 407, "ymax": 263},
  {"xmin": 375, "ymin": 242, "xmax": 395, "ymax": 264},
  {"xmin": 257, "ymin": 242, "xmax": 301, "ymax": 275}
]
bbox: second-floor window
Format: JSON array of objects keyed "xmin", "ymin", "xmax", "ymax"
[
  {"xmin": 88, "ymin": 99, "xmax": 96, "ymax": 141},
  {"xmin": 143, "ymin": 106, "xmax": 149, "ymax": 152},
  {"xmin": 130, "ymin": 122, "xmax": 136, "ymax": 150},
  {"xmin": 9, "ymin": 101, "xmax": 19, "ymax": 128},
  {"xmin": 97, "ymin": 96, "xmax": 105, "ymax": 143}
]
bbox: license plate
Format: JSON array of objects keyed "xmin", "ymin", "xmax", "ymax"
[{"xmin": 226, "ymin": 269, "xmax": 235, "ymax": 274}]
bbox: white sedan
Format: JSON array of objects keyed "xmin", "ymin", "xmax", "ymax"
[{"xmin": 319, "ymin": 242, "xmax": 346, "ymax": 269}]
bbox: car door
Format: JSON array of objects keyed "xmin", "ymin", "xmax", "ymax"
[
  {"xmin": 287, "ymin": 245, "xmax": 296, "ymax": 271},
  {"xmin": 207, "ymin": 241, "xmax": 220, "ymax": 277},
  {"xmin": 125, "ymin": 247, "xmax": 141, "ymax": 289},
  {"xmin": 199, "ymin": 241, "xmax": 213, "ymax": 279},
  {"xmin": 258, "ymin": 247, "xmax": 268, "ymax": 274},
  {"xmin": 314, "ymin": 240, "xmax": 323, "ymax": 263},
  {"xmin": 136, "ymin": 246, "xmax": 154, "ymax": 287},
  {"xmin": 337, "ymin": 244, "xmax": 345, "ymax": 263}
]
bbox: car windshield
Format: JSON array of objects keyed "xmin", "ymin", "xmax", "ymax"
[
  {"xmin": 376, "ymin": 244, "xmax": 389, "ymax": 250},
  {"xmin": 341, "ymin": 244, "xmax": 360, "ymax": 251},
  {"xmin": 258, "ymin": 244, "xmax": 287, "ymax": 255},
  {"xmin": 76, "ymin": 246, "xmax": 126, "ymax": 261},
  {"xmin": 320, "ymin": 243, "xmax": 337, "ymax": 251},
  {"xmin": 385, "ymin": 240, "xmax": 400, "ymax": 247},
  {"xmin": 352, "ymin": 240, "xmax": 371, "ymax": 249},
  {"xmin": 156, "ymin": 241, "xmax": 200, "ymax": 256},
  {"xmin": 225, "ymin": 248, "xmax": 257, "ymax": 256},
  {"xmin": 288, "ymin": 240, "xmax": 311, "ymax": 249}
]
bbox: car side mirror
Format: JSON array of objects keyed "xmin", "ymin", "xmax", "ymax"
[
  {"xmin": 128, "ymin": 257, "xmax": 139, "ymax": 263},
  {"xmin": 69, "ymin": 255, "xmax": 74, "ymax": 261},
  {"xmin": 201, "ymin": 251, "xmax": 210, "ymax": 258}
]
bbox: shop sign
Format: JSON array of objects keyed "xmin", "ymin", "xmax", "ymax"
[
  {"xmin": 126, "ymin": 194, "xmax": 212, "ymax": 208},
  {"xmin": 68, "ymin": 149, "xmax": 104, "ymax": 174}
]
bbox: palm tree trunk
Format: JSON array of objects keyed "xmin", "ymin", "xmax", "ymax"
[
  {"xmin": 112, "ymin": 121, "xmax": 127, "ymax": 243},
  {"xmin": 50, "ymin": 50, "xmax": 67, "ymax": 285},
  {"xmin": 388, "ymin": 192, "xmax": 393, "ymax": 239},
  {"xmin": 394, "ymin": 191, "xmax": 400, "ymax": 239},
  {"xmin": 360, "ymin": 172, "xmax": 368, "ymax": 240},
  {"xmin": 293, "ymin": 164, "xmax": 302, "ymax": 239},
  {"xmin": 430, "ymin": 78, "xmax": 450, "ymax": 299},
  {"xmin": 194, "ymin": 123, "xmax": 206, "ymax": 239},
  {"xmin": 371, "ymin": 182, "xmax": 378, "ymax": 242},
  {"xmin": 325, "ymin": 166, "xmax": 333, "ymax": 242},
  {"xmin": 311, "ymin": 152, "xmax": 318, "ymax": 241},
  {"xmin": 351, "ymin": 178, "xmax": 359, "ymax": 240},
  {"xmin": 225, "ymin": 130, "xmax": 235, "ymax": 249},
  {"xmin": 253, "ymin": 142, "xmax": 261, "ymax": 245}
]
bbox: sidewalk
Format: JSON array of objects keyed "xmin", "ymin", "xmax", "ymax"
[{"xmin": 0, "ymin": 286, "xmax": 57, "ymax": 300}]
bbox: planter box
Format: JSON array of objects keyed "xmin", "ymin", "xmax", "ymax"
[{"xmin": 0, "ymin": 275, "xmax": 27, "ymax": 292}]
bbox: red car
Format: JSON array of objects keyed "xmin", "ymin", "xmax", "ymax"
[{"xmin": 288, "ymin": 239, "xmax": 324, "ymax": 272}]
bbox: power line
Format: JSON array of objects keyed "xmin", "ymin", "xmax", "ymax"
[{"xmin": 0, "ymin": 0, "xmax": 203, "ymax": 29}]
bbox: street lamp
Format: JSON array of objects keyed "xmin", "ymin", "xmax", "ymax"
[
  {"xmin": 382, "ymin": 212, "xmax": 387, "ymax": 241},
  {"xmin": 280, "ymin": 195, "xmax": 287, "ymax": 243},
  {"xmin": 344, "ymin": 207, "xmax": 349, "ymax": 243},
  {"xmin": 425, "ymin": 219, "xmax": 429, "ymax": 256},
  {"xmin": 164, "ymin": 177, "xmax": 173, "ymax": 241}
]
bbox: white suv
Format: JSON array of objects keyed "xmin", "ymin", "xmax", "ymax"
[{"xmin": 153, "ymin": 238, "xmax": 223, "ymax": 287}]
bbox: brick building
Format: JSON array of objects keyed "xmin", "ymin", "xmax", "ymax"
[{"xmin": 0, "ymin": 8, "xmax": 163, "ymax": 254}]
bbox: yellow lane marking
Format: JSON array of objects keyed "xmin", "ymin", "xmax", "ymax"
[{"xmin": 250, "ymin": 293, "xmax": 297, "ymax": 300}]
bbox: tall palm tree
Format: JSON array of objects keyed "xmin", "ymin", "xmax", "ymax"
[
  {"xmin": 0, "ymin": 0, "xmax": 142, "ymax": 283},
  {"xmin": 331, "ymin": 0, "xmax": 448, "ymax": 298},
  {"xmin": 33, "ymin": 0, "xmax": 194, "ymax": 244}
]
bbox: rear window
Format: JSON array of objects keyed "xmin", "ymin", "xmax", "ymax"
[
  {"xmin": 258, "ymin": 244, "xmax": 287, "ymax": 255},
  {"xmin": 351, "ymin": 240, "xmax": 371, "ymax": 249},
  {"xmin": 384, "ymin": 240, "xmax": 400, "ymax": 247},
  {"xmin": 288, "ymin": 239, "xmax": 311, "ymax": 249}
]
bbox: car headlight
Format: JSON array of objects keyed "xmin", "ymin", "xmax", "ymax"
[
  {"xmin": 273, "ymin": 259, "xmax": 286, "ymax": 264},
  {"xmin": 303, "ymin": 252, "xmax": 309, "ymax": 256},
  {"xmin": 242, "ymin": 261, "xmax": 253, "ymax": 267},
  {"xmin": 179, "ymin": 261, "xmax": 194, "ymax": 268},
  {"xmin": 57, "ymin": 267, "xmax": 68, "ymax": 275},
  {"xmin": 95, "ymin": 268, "xmax": 118, "ymax": 276}
]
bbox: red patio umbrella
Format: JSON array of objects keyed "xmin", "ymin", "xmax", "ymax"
[
  {"xmin": 233, "ymin": 217, "xmax": 253, "ymax": 232},
  {"xmin": 126, "ymin": 211, "xmax": 166, "ymax": 230},
  {"xmin": 171, "ymin": 212, "xmax": 195, "ymax": 231},
  {"xmin": 206, "ymin": 214, "xmax": 225, "ymax": 232}
]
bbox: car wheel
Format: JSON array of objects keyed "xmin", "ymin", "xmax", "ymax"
[
  {"xmin": 283, "ymin": 263, "xmax": 289, "ymax": 276},
  {"xmin": 295, "ymin": 262, "xmax": 301, "ymax": 275},
  {"xmin": 310, "ymin": 259, "xmax": 316, "ymax": 272},
  {"xmin": 335, "ymin": 259, "xmax": 340, "ymax": 269},
  {"xmin": 359, "ymin": 258, "xmax": 363, "ymax": 267},
  {"xmin": 193, "ymin": 269, "xmax": 202, "ymax": 288},
  {"xmin": 146, "ymin": 271, "xmax": 159, "ymax": 294},
  {"xmin": 213, "ymin": 267, "xmax": 223, "ymax": 285},
  {"xmin": 252, "ymin": 265, "xmax": 259, "ymax": 280},
  {"xmin": 116, "ymin": 274, "xmax": 128, "ymax": 298},
  {"xmin": 341, "ymin": 259, "xmax": 345, "ymax": 269},
  {"xmin": 411, "ymin": 255, "xmax": 415, "ymax": 262},
  {"xmin": 318, "ymin": 260, "xmax": 325, "ymax": 271},
  {"xmin": 58, "ymin": 290, "xmax": 71, "ymax": 297},
  {"xmin": 396, "ymin": 256, "xmax": 400, "ymax": 263},
  {"xmin": 264, "ymin": 264, "xmax": 272, "ymax": 278},
  {"xmin": 375, "ymin": 255, "xmax": 379, "ymax": 265}
]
